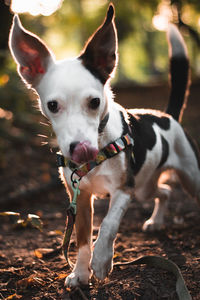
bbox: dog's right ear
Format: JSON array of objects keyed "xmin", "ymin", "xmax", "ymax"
[
  {"xmin": 9, "ymin": 15, "xmax": 54, "ymax": 87},
  {"xmin": 80, "ymin": 4, "xmax": 118, "ymax": 84}
]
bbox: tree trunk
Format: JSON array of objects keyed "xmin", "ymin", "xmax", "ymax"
[{"xmin": 0, "ymin": 1, "xmax": 12, "ymax": 69}]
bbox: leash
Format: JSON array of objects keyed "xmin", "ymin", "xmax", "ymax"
[
  {"xmin": 62, "ymin": 177, "xmax": 80, "ymax": 267},
  {"xmin": 114, "ymin": 255, "xmax": 192, "ymax": 300}
]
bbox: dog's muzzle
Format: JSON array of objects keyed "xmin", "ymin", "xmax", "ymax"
[{"xmin": 70, "ymin": 141, "xmax": 98, "ymax": 164}]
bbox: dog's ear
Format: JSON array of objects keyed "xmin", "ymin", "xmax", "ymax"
[
  {"xmin": 80, "ymin": 3, "xmax": 118, "ymax": 84},
  {"xmin": 9, "ymin": 15, "xmax": 54, "ymax": 87}
]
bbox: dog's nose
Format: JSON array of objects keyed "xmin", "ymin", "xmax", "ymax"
[
  {"xmin": 69, "ymin": 141, "xmax": 79, "ymax": 156},
  {"xmin": 70, "ymin": 141, "xmax": 98, "ymax": 164}
]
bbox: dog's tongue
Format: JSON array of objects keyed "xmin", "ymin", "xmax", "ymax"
[{"xmin": 71, "ymin": 141, "xmax": 98, "ymax": 164}]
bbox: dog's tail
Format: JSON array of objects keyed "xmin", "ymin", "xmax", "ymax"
[{"xmin": 166, "ymin": 24, "xmax": 190, "ymax": 122}]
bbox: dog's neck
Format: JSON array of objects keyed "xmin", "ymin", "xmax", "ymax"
[{"xmin": 98, "ymin": 86, "xmax": 127, "ymax": 149}]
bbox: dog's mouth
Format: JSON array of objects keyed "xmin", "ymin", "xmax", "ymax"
[{"xmin": 71, "ymin": 141, "xmax": 98, "ymax": 164}]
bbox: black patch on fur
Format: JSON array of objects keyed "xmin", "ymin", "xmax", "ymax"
[
  {"xmin": 79, "ymin": 57, "xmax": 106, "ymax": 84},
  {"xmin": 128, "ymin": 111, "xmax": 170, "ymax": 175},
  {"xmin": 157, "ymin": 135, "xmax": 169, "ymax": 169},
  {"xmin": 79, "ymin": 4, "xmax": 116, "ymax": 84},
  {"xmin": 124, "ymin": 145, "xmax": 135, "ymax": 188},
  {"xmin": 119, "ymin": 111, "xmax": 135, "ymax": 188},
  {"xmin": 184, "ymin": 130, "xmax": 200, "ymax": 169}
]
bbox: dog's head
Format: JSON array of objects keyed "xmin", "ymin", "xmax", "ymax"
[{"xmin": 9, "ymin": 4, "xmax": 118, "ymax": 164}]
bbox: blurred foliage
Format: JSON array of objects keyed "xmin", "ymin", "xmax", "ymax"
[{"xmin": 0, "ymin": 0, "xmax": 200, "ymax": 157}]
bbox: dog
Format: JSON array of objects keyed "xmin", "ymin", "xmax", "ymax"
[{"xmin": 9, "ymin": 3, "xmax": 200, "ymax": 287}]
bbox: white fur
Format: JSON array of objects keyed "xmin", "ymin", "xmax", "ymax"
[
  {"xmin": 91, "ymin": 190, "xmax": 131, "ymax": 280},
  {"xmin": 167, "ymin": 24, "xmax": 188, "ymax": 57},
  {"xmin": 65, "ymin": 244, "xmax": 92, "ymax": 287}
]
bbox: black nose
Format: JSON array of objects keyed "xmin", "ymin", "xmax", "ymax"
[{"xmin": 69, "ymin": 141, "xmax": 79, "ymax": 155}]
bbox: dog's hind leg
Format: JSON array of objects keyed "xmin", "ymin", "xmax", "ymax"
[
  {"xmin": 142, "ymin": 183, "xmax": 171, "ymax": 231},
  {"xmin": 177, "ymin": 169, "xmax": 200, "ymax": 205},
  {"xmin": 175, "ymin": 132, "xmax": 200, "ymax": 205},
  {"xmin": 176, "ymin": 159, "xmax": 200, "ymax": 206},
  {"xmin": 65, "ymin": 190, "xmax": 93, "ymax": 287}
]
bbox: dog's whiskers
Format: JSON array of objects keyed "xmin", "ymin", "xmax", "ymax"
[
  {"xmin": 37, "ymin": 134, "xmax": 49, "ymax": 146},
  {"xmin": 40, "ymin": 121, "xmax": 51, "ymax": 127},
  {"xmin": 41, "ymin": 141, "xmax": 49, "ymax": 146}
]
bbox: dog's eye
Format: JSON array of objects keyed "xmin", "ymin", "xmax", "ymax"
[
  {"xmin": 89, "ymin": 98, "xmax": 100, "ymax": 110},
  {"xmin": 47, "ymin": 100, "xmax": 59, "ymax": 113}
]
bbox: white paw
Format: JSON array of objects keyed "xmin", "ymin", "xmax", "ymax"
[
  {"xmin": 142, "ymin": 219, "xmax": 165, "ymax": 232},
  {"xmin": 91, "ymin": 241, "xmax": 113, "ymax": 281},
  {"xmin": 64, "ymin": 268, "xmax": 91, "ymax": 287}
]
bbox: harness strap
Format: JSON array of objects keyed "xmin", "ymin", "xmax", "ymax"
[
  {"xmin": 62, "ymin": 207, "xmax": 76, "ymax": 267},
  {"xmin": 98, "ymin": 112, "xmax": 109, "ymax": 134}
]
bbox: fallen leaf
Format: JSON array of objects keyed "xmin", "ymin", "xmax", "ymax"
[
  {"xmin": 0, "ymin": 211, "xmax": 20, "ymax": 224},
  {"xmin": 34, "ymin": 249, "xmax": 43, "ymax": 259},
  {"xmin": 5, "ymin": 293, "xmax": 22, "ymax": 299},
  {"xmin": 0, "ymin": 211, "xmax": 20, "ymax": 217},
  {"xmin": 55, "ymin": 273, "xmax": 68, "ymax": 280},
  {"xmin": 0, "ymin": 212, "xmax": 43, "ymax": 231},
  {"xmin": 48, "ymin": 230, "xmax": 63, "ymax": 236},
  {"xmin": 27, "ymin": 214, "xmax": 43, "ymax": 231},
  {"xmin": 34, "ymin": 248, "xmax": 59, "ymax": 259},
  {"xmin": 113, "ymin": 251, "xmax": 122, "ymax": 259},
  {"xmin": 17, "ymin": 275, "xmax": 44, "ymax": 290}
]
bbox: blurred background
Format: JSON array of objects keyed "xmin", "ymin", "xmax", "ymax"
[{"xmin": 0, "ymin": 0, "xmax": 200, "ymax": 205}]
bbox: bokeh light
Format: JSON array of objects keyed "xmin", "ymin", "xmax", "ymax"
[
  {"xmin": 11, "ymin": 0, "xmax": 63, "ymax": 16},
  {"xmin": 152, "ymin": 0, "xmax": 172, "ymax": 31}
]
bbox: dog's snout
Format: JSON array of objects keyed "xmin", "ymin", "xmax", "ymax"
[
  {"xmin": 70, "ymin": 140, "xmax": 98, "ymax": 164},
  {"xmin": 69, "ymin": 141, "xmax": 79, "ymax": 155}
]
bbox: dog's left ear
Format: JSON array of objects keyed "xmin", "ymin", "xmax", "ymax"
[{"xmin": 80, "ymin": 3, "xmax": 118, "ymax": 84}]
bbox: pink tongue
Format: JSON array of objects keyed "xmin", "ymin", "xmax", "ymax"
[{"xmin": 71, "ymin": 141, "xmax": 98, "ymax": 164}]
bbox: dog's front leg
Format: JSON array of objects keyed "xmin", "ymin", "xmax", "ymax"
[
  {"xmin": 65, "ymin": 190, "xmax": 93, "ymax": 287},
  {"xmin": 91, "ymin": 189, "xmax": 132, "ymax": 281}
]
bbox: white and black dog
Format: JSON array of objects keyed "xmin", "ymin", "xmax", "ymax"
[{"xmin": 9, "ymin": 4, "xmax": 200, "ymax": 287}]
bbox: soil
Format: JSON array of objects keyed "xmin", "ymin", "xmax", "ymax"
[
  {"xmin": 0, "ymin": 84, "xmax": 200, "ymax": 300},
  {"xmin": 1, "ymin": 165, "xmax": 200, "ymax": 300}
]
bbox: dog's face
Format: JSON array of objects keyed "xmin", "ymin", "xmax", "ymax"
[
  {"xmin": 36, "ymin": 58, "xmax": 105, "ymax": 162},
  {"xmin": 9, "ymin": 5, "xmax": 117, "ymax": 164}
]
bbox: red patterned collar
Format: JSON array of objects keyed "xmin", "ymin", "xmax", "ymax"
[{"xmin": 56, "ymin": 132, "xmax": 134, "ymax": 179}]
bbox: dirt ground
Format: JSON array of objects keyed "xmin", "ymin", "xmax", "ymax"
[
  {"xmin": 0, "ymin": 84, "xmax": 200, "ymax": 299},
  {"xmin": 0, "ymin": 167, "xmax": 200, "ymax": 300}
]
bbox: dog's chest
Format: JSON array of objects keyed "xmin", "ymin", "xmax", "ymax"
[
  {"xmin": 85, "ymin": 175, "xmax": 112, "ymax": 197},
  {"xmin": 63, "ymin": 151, "xmax": 127, "ymax": 197},
  {"xmin": 83, "ymin": 156, "xmax": 127, "ymax": 195}
]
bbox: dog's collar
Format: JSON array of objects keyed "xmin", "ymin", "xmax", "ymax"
[{"xmin": 56, "ymin": 132, "xmax": 134, "ymax": 179}]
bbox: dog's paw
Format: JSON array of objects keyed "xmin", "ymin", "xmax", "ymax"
[
  {"xmin": 142, "ymin": 219, "xmax": 165, "ymax": 232},
  {"xmin": 64, "ymin": 269, "xmax": 91, "ymax": 287},
  {"xmin": 91, "ymin": 241, "xmax": 113, "ymax": 281}
]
